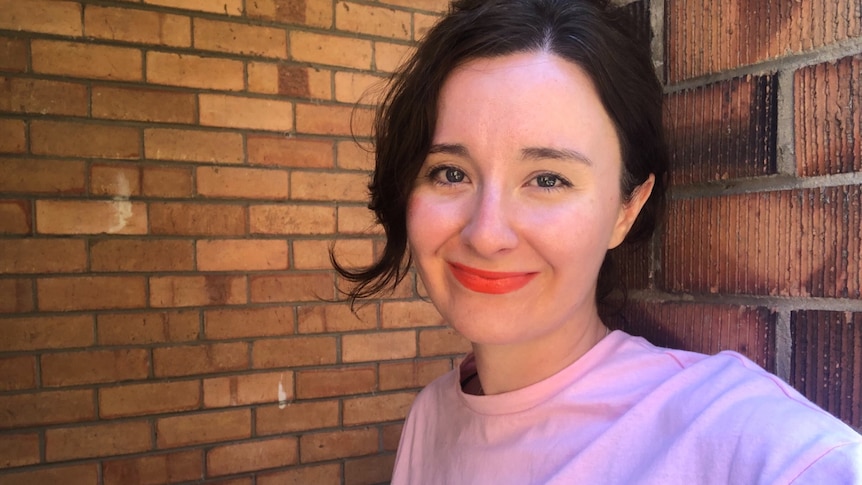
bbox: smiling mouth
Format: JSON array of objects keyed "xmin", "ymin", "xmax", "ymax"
[{"xmin": 448, "ymin": 262, "xmax": 537, "ymax": 295}]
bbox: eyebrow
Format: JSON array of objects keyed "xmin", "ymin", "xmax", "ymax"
[
  {"xmin": 521, "ymin": 146, "xmax": 593, "ymax": 166},
  {"xmin": 428, "ymin": 143, "xmax": 592, "ymax": 166}
]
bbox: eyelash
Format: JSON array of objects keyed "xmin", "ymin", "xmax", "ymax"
[{"xmin": 425, "ymin": 165, "xmax": 573, "ymax": 191}]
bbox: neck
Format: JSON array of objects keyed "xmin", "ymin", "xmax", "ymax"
[{"xmin": 471, "ymin": 315, "xmax": 608, "ymax": 395}]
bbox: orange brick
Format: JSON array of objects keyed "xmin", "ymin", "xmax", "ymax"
[
  {"xmin": 419, "ymin": 328, "xmax": 471, "ymax": 356},
  {"xmin": 295, "ymin": 366, "xmax": 376, "ymax": 399},
  {"xmin": 98, "ymin": 310, "xmax": 200, "ymax": 345},
  {"xmin": 91, "ymin": 239, "xmax": 193, "ymax": 272},
  {"xmin": 258, "ymin": 464, "xmax": 341, "ymax": 485},
  {"xmin": 85, "ymin": 6, "xmax": 190, "ymax": 47},
  {"xmin": 41, "ymin": 348, "xmax": 150, "ymax": 387},
  {"xmin": 249, "ymin": 273, "xmax": 334, "ymax": 303},
  {"xmin": 37, "ymin": 276, "xmax": 147, "ymax": 311},
  {"xmin": 144, "ymin": 128, "xmax": 244, "ymax": 163},
  {"xmin": 0, "ymin": 278, "xmax": 33, "ymax": 313},
  {"xmin": 0, "ymin": 119, "xmax": 24, "ymax": 153},
  {"xmin": 335, "ymin": 2, "xmax": 411, "ymax": 40},
  {"xmin": 0, "ymin": 0, "xmax": 82, "ymax": 36},
  {"xmin": 342, "ymin": 331, "xmax": 416, "ymax": 362},
  {"xmin": 382, "ymin": 423, "xmax": 402, "ymax": 451},
  {"xmin": 207, "ymin": 437, "xmax": 298, "ymax": 476},
  {"xmin": 0, "ymin": 200, "xmax": 30, "ymax": 234},
  {"xmin": 194, "ymin": 18, "xmax": 286, "ymax": 58},
  {"xmin": 248, "ymin": 0, "xmax": 333, "ymax": 28},
  {"xmin": 153, "ymin": 342, "xmax": 249, "ymax": 377},
  {"xmin": 249, "ymin": 64, "xmax": 332, "ymax": 99},
  {"xmin": 377, "ymin": 0, "xmax": 449, "ymax": 12},
  {"xmin": 249, "ymin": 204, "xmax": 336, "ymax": 235},
  {"xmin": 300, "ymin": 428, "xmax": 378, "ymax": 463},
  {"xmin": 293, "ymin": 238, "xmax": 374, "ymax": 270},
  {"xmin": 0, "ymin": 464, "xmax": 97, "ymax": 485},
  {"xmin": 344, "ymin": 454, "xmax": 397, "ymax": 485},
  {"xmin": 31, "ymin": 120, "xmax": 140, "ymax": 159},
  {"xmin": 0, "ymin": 158, "xmax": 86, "ymax": 194},
  {"xmin": 0, "ymin": 432, "xmax": 39, "ymax": 468},
  {"xmin": 203, "ymin": 371, "xmax": 293, "ymax": 408},
  {"xmin": 247, "ymin": 135, "xmax": 334, "ymax": 168},
  {"xmin": 149, "ymin": 202, "xmax": 247, "ymax": 236},
  {"xmin": 100, "ymin": 380, "xmax": 201, "ymax": 418},
  {"xmin": 205, "ymin": 306, "xmax": 294, "ymax": 339},
  {"xmin": 143, "ymin": 0, "xmax": 243, "ymax": 15},
  {"xmin": 103, "ymin": 450, "xmax": 203, "ymax": 485},
  {"xmin": 256, "ymin": 400, "xmax": 339, "ymax": 435},
  {"xmin": 0, "ymin": 315, "xmax": 93, "ymax": 351},
  {"xmin": 336, "ymin": 140, "xmax": 373, "ymax": 171},
  {"xmin": 0, "ymin": 356, "xmax": 36, "ymax": 391},
  {"xmin": 297, "ymin": 303, "xmax": 377, "ymax": 334},
  {"xmin": 290, "ymin": 170, "xmax": 369, "ymax": 201},
  {"xmin": 0, "ymin": 390, "xmax": 94, "ymax": 428},
  {"xmin": 374, "ymin": 41, "xmax": 413, "ymax": 73},
  {"xmin": 0, "ymin": 76, "xmax": 88, "ymax": 116},
  {"xmin": 36, "ymin": 200, "xmax": 147, "ymax": 235},
  {"xmin": 196, "ymin": 166, "xmax": 289, "ymax": 199},
  {"xmin": 92, "ymin": 85, "xmax": 196, "ymax": 123},
  {"xmin": 295, "ymin": 104, "xmax": 373, "ymax": 137},
  {"xmin": 142, "ymin": 166, "xmax": 193, "ymax": 197},
  {"xmin": 334, "ymin": 71, "xmax": 386, "ymax": 105},
  {"xmin": 146, "ymin": 51, "xmax": 244, "ymax": 91},
  {"xmin": 290, "ymin": 31, "xmax": 372, "ymax": 69},
  {"xmin": 344, "ymin": 392, "xmax": 415, "ymax": 426},
  {"xmin": 337, "ymin": 205, "xmax": 382, "ymax": 234},
  {"xmin": 381, "ymin": 301, "xmax": 444, "ymax": 329},
  {"xmin": 379, "ymin": 359, "xmax": 451, "ymax": 391},
  {"xmin": 0, "ymin": 238, "xmax": 86, "ymax": 274},
  {"xmin": 46, "ymin": 421, "xmax": 151, "ymax": 461},
  {"xmin": 413, "ymin": 12, "xmax": 441, "ymax": 40},
  {"xmin": 199, "ymin": 94, "xmax": 293, "ymax": 131},
  {"xmin": 150, "ymin": 275, "xmax": 247, "ymax": 307},
  {"xmin": 32, "ymin": 40, "xmax": 141, "ymax": 81},
  {"xmin": 197, "ymin": 239, "xmax": 287, "ymax": 271},
  {"xmin": 90, "ymin": 163, "xmax": 142, "ymax": 197},
  {"xmin": 252, "ymin": 336, "xmax": 337, "ymax": 368},
  {"xmin": 0, "ymin": 37, "xmax": 28, "ymax": 72},
  {"xmin": 156, "ymin": 409, "xmax": 250, "ymax": 448}
]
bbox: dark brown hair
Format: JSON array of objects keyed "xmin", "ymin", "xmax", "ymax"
[{"xmin": 334, "ymin": 0, "xmax": 668, "ymax": 307}]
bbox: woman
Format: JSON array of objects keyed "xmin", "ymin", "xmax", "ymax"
[{"xmin": 334, "ymin": 0, "xmax": 862, "ymax": 482}]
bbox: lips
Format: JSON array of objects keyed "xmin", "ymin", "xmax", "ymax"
[{"xmin": 448, "ymin": 262, "xmax": 537, "ymax": 294}]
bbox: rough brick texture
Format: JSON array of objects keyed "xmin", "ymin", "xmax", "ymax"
[{"xmin": 2, "ymin": 0, "xmax": 861, "ymax": 483}]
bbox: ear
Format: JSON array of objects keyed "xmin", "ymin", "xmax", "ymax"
[{"xmin": 608, "ymin": 174, "xmax": 655, "ymax": 249}]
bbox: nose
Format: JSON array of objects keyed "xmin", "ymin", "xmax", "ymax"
[{"xmin": 460, "ymin": 187, "xmax": 519, "ymax": 256}]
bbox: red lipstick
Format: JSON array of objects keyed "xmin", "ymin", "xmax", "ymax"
[{"xmin": 448, "ymin": 262, "xmax": 536, "ymax": 294}]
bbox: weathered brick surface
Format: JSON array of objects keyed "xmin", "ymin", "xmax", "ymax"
[
  {"xmin": 102, "ymin": 450, "xmax": 203, "ymax": 485},
  {"xmin": 299, "ymin": 428, "xmax": 378, "ymax": 463},
  {"xmin": 256, "ymin": 400, "xmax": 340, "ymax": 434},
  {"xmin": 45, "ymin": 421, "xmax": 152, "ymax": 461},
  {"xmin": 790, "ymin": 311, "xmax": 862, "ymax": 428},
  {"xmin": 206, "ymin": 437, "xmax": 298, "ymax": 476},
  {"xmin": 665, "ymin": 75, "xmax": 778, "ymax": 185},
  {"xmin": 662, "ymin": 186, "xmax": 862, "ymax": 298},
  {"xmin": 795, "ymin": 55, "xmax": 862, "ymax": 176},
  {"xmin": 666, "ymin": 0, "xmax": 862, "ymax": 82}
]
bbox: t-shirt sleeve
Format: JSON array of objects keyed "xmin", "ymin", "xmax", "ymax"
[{"xmin": 788, "ymin": 440, "xmax": 862, "ymax": 484}]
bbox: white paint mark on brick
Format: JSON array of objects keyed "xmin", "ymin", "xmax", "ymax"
[{"xmin": 108, "ymin": 172, "xmax": 132, "ymax": 233}]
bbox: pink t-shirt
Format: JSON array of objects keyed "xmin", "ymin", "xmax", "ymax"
[{"xmin": 392, "ymin": 331, "xmax": 862, "ymax": 484}]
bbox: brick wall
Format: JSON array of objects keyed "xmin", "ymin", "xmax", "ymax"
[
  {"xmin": 0, "ymin": 1, "xmax": 458, "ymax": 483},
  {"xmin": 1, "ymin": 0, "xmax": 861, "ymax": 483},
  {"xmin": 617, "ymin": 0, "xmax": 862, "ymax": 433}
]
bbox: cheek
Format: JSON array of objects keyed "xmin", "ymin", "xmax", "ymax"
[{"xmin": 406, "ymin": 193, "xmax": 455, "ymax": 251}]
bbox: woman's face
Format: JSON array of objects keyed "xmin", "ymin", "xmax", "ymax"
[{"xmin": 407, "ymin": 51, "xmax": 651, "ymax": 347}]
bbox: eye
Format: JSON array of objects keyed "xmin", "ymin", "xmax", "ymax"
[
  {"xmin": 536, "ymin": 174, "xmax": 559, "ymax": 187},
  {"xmin": 428, "ymin": 165, "xmax": 468, "ymax": 185},
  {"xmin": 530, "ymin": 172, "xmax": 572, "ymax": 189}
]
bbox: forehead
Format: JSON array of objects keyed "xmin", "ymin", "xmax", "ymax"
[{"xmin": 433, "ymin": 51, "xmax": 620, "ymax": 162}]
